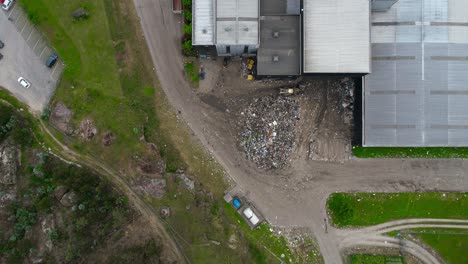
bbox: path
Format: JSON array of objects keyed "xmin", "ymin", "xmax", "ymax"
[
  {"xmin": 338, "ymin": 219, "xmax": 468, "ymax": 264},
  {"xmin": 38, "ymin": 121, "xmax": 185, "ymax": 263},
  {"xmin": 133, "ymin": 0, "xmax": 468, "ymax": 263}
]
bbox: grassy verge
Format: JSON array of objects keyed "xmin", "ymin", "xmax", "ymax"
[
  {"xmin": 349, "ymin": 255, "xmax": 405, "ymax": 264},
  {"xmin": 184, "ymin": 62, "xmax": 200, "ymax": 87},
  {"xmin": 327, "ymin": 193, "xmax": 468, "ymax": 227},
  {"xmin": 352, "ymin": 146, "xmax": 468, "ymax": 158}
]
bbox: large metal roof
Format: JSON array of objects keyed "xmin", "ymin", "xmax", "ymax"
[
  {"xmin": 215, "ymin": 0, "xmax": 259, "ymax": 45},
  {"xmin": 303, "ymin": 0, "xmax": 371, "ymax": 73},
  {"xmin": 363, "ymin": 0, "xmax": 468, "ymax": 146}
]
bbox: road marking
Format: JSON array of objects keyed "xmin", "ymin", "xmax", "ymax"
[
  {"xmin": 26, "ymin": 27, "xmax": 34, "ymax": 41},
  {"xmin": 32, "ymin": 37, "xmax": 41, "ymax": 50}
]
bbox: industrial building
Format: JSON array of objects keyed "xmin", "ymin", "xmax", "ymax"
[{"xmin": 192, "ymin": 0, "xmax": 468, "ymax": 147}]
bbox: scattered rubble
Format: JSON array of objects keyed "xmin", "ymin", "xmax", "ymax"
[
  {"xmin": 238, "ymin": 95, "xmax": 300, "ymax": 169},
  {"xmin": 80, "ymin": 119, "xmax": 97, "ymax": 140},
  {"xmin": 0, "ymin": 142, "xmax": 19, "ymax": 185},
  {"xmin": 50, "ymin": 102, "xmax": 73, "ymax": 135},
  {"xmin": 160, "ymin": 207, "xmax": 171, "ymax": 218}
]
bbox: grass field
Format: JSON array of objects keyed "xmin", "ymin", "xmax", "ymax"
[
  {"xmin": 18, "ymin": 0, "xmax": 315, "ymax": 262},
  {"xmin": 349, "ymin": 255, "xmax": 405, "ymax": 264},
  {"xmin": 400, "ymin": 229, "xmax": 468, "ymax": 264},
  {"xmin": 327, "ymin": 193, "xmax": 468, "ymax": 227},
  {"xmin": 353, "ymin": 146, "xmax": 468, "ymax": 158}
]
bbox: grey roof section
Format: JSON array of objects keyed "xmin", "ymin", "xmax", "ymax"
[
  {"xmin": 364, "ymin": 0, "xmax": 468, "ymax": 146},
  {"xmin": 260, "ymin": 0, "xmax": 300, "ymax": 15},
  {"xmin": 193, "ymin": 0, "xmax": 215, "ymax": 45},
  {"xmin": 215, "ymin": 0, "xmax": 259, "ymax": 45},
  {"xmin": 257, "ymin": 16, "xmax": 300, "ymax": 76},
  {"xmin": 303, "ymin": 0, "xmax": 371, "ymax": 73}
]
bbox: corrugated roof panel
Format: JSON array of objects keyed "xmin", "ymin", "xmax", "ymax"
[
  {"xmin": 193, "ymin": 0, "xmax": 214, "ymax": 45},
  {"xmin": 303, "ymin": 0, "xmax": 370, "ymax": 73}
]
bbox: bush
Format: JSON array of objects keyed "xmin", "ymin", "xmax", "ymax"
[
  {"xmin": 183, "ymin": 10, "xmax": 192, "ymax": 22},
  {"xmin": 184, "ymin": 23, "xmax": 192, "ymax": 35},
  {"xmin": 182, "ymin": 0, "xmax": 192, "ymax": 9},
  {"xmin": 182, "ymin": 40, "xmax": 193, "ymax": 56}
]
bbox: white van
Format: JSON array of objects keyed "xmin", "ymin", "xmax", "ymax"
[{"xmin": 2, "ymin": 0, "xmax": 15, "ymax": 11}]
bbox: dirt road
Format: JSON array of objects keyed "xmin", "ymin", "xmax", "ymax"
[{"xmin": 132, "ymin": 0, "xmax": 468, "ymax": 262}]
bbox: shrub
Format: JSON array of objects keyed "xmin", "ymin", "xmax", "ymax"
[
  {"xmin": 183, "ymin": 10, "xmax": 192, "ymax": 22},
  {"xmin": 184, "ymin": 23, "xmax": 192, "ymax": 35},
  {"xmin": 182, "ymin": 40, "xmax": 193, "ymax": 56}
]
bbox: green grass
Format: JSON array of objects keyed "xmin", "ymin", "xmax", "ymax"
[
  {"xmin": 327, "ymin": 193, "xmax": 468, "ymax": 227},
  {"xmin": 184, "ymin": 62, "xmax": 199, "ymax": 87},
  {"xmin": 352, "ymin": 146, "xmax": 468, "ymax": 158},
  {"xmin": 349, "ymin": 255, "xmax": 405, "ymax": 264},
  {"xmin": 400, "ymin": 229, "xmax": 468, "ymax": 264}
]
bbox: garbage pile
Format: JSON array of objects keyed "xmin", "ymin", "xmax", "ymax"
[{"xmin": 238, "ymin": 95, "xmax": 300, "ymax": 169}]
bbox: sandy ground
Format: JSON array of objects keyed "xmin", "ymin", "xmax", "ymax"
[{"xmin": 133, "ymin": 0, "xmax": 468, "ymax": 263}]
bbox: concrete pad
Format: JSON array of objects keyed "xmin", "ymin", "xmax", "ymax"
[{"xmin": 0, "ymin": 11, "xmax": 59, "ymax": 113}]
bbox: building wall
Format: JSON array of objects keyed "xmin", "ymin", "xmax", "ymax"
[
  {"xmin": 371, "ymin": 0, "xmax": 399, "ymax": 11},
  {"xmin": 216, "ymin": 45, "xmax": 257, "ymax": 56}
]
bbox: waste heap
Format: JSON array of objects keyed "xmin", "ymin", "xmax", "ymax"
[{"xmin": 238, "ymin": 95, "xmax": 300, "ymax": 169}]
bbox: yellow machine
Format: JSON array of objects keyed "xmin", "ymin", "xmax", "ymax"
[{"xmin": 247, "ymin": 74, "xmax": 254, "ymax": 81}]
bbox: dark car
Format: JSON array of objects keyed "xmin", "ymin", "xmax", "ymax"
[
  {"xmin": 0, "ymin": 40, "xmax": 4, "ymax": 49},
  {"xmin": 45, "ymin": 53, "xmax": 58, "ymax": 68},
  {"xmin": 0, "ymin": 53, "xmax": 3, "ymax": 60}
]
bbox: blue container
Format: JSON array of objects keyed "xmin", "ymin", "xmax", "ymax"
[{"xmin": 232, "ymin": 198, "xmax": 242, "ymax": 209}]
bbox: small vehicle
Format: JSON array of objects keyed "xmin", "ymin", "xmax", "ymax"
[
  {"xmin": 46, "ymin": 53, "xmax": 58, "ymax": 68},
  {"xmin": 2, "ymin": 0, "xmax": 14, "ymax": 11},
  {"xmin": 0, "ymin": 53, "xmax": 3, "ymax": 60},
  {"xmin": 18, "ymin": 77, "xmax": 31, "ymax": 89},
  {"xmin": 0, "ymin": 40, "xmax": 4, "ymax": 49},
  {"xmin": 232, "ymin": 197, "xmax": 242, "ymax": 209},
  {"xmin": 242, "ymin": 207, "xmax": 260, "ymax": 225}
]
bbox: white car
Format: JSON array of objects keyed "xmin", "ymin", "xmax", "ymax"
[
  {"xmin": 242, "ymin": 207, "xmax": 260, "ymax": 225},
  {"xmin": 18, "ymin": 77, "xmax": 31, "ymax": 89},
  {"xmin": 2, "ymin": 0, "xmax": 15, "ymax": 11}
]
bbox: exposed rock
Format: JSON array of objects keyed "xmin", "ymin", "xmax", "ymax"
[
  {"xmin": 0, "ymin": 142, "xmax": 19, "ymax": 185},
  {"xmin": 177, "ymin": 173, "xmax": 195, "ymax": 191},
  {"xmin": 102, "ymin": 131, "xmax": 116, "ymax": 146},
  {"xmin": 80, "ymin": 119, "xmax": 97, "ymax": 140},
  {"xmin": 71, "ymin": 8, "xmax": 90, "ymax": 19},
  {"xmin": 228, "ymin": 233, "xmax": 238, "ymax": 249},
  {"xmin": 60, "ymin": 191, "xmax": 77, "ymax": 207},
  {"xmin": 40, "ymin": 215, "xmax": 56, "ymax": 251},
  {"xmin": 50, "ymin": 102, "xmax": 73, "ymax": 135},
  {"xmin": 54, "ymin": 186, "xmax": 68, "ymax": 201},
  {"xmin": 160, "ymin": 207, "xmax": 170, "ymax": 218},
  {"xmin": 133, "ymin": 178, "xmax": 166, "ymax": 199}
]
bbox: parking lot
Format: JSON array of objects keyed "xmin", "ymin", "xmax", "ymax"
[{"xmin": 0, "ymin": 5, "xmax": 64, "ymax": 113}]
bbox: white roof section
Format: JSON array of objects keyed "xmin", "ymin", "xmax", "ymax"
[
  {"xmin": 215, "ymin": 0, "xmax": 259, "ymax": 45},
  {"xmin": 193, "ymin": 0, "xmax": 214, "ymax": 45},
  {"xmin": 303, "ymin": 0, "xmax": 371, "ymax": 73}
]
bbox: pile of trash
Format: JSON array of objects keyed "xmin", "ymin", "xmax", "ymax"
[
  {"xmin": 339, "ymin": 78, "xmax": 355, "ymax": 125},
  {"xmin": 238, "ymin": 95, "xmax": 300, "ymax": 169}
]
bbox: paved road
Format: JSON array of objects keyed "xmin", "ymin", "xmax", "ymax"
[
  {"xmin": 132, "ymin": 0, "xmax": 468, "ymax": 262},
  {"xmin": 0, "ymin": 7, "xmax": 63, "ymax": 113}
]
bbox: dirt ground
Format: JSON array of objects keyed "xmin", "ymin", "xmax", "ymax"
[{"xmin": 197, "ymin": 57, "xmax": 354, "ymax": 165}]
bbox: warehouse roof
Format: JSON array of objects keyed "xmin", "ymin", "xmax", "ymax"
[
  {"xmin": 215, "ymin": 0, "xmax": 259, "ymax": 45},
  {"xmin": 303, "ymin": 0, "xmax": 370, "ymax": 73},
  {"xmin": 193, "ymin": 0, "xmax": 215, "ymax": 45},
  {"xmin": 364, "ymin": 0, "xmax": 468, "ymax": 146}
]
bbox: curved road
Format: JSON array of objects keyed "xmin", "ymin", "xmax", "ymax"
[{"xmin": 132, "ymin": 0, "xmax": 468, "ymax": 263}]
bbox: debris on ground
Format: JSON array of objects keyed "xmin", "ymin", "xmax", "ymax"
[
  {"xmin": 133, "ymin": 178, "xmax": 166, "ymax": 199},
  {"xmin": 50, "ymin": 102, "xmax": 73, "ymax": 135},
  {"xmin": 238, "ymin": 95, "xmax": 300, "ymax": 169},
  {"xmin": 80, "ymin": 119, "xmax": 97, "ymax": 140},
  {"xmin": 135, "ymin": 143, "xmax": 166, "ymax": 176},
  {"xmin": 160, "ymin": 207, "xmax": 171, "ymax": 218},
  {"xmin": 0, "ymin": 142, "xmax": 18, "ymax": 185},
  {"xmin": 102, "ymin": 131, "xmax": 116, "ymax": 146}
]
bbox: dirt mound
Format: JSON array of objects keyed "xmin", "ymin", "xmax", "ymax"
[
  {"xmin": 80, "ymin": 119, "xmax": 97, "ymax": 140},
  {"xmin": 135, "ymin": 143, "xmax": 166, "ymax": 176},
  {"xmin": 237, "ymin": 95, "xmax": 300, "ymax": 169},
  {"xmin": 50, "ymin": 102, "xmax": 73, "ymax": 135}
]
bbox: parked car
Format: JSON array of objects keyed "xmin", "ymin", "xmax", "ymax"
[
  {"xmin": 242, "ymin": 207, "xmax": 260, "ymax": 225},
  {"xmin": 0, "ymin": 40, "xmax": 4, "ymax": 49},
  {"xmin": 18, "ymin": 77, "xmax": 31, "ymax": 89},
  {"xmin": 45, "ymin": 53, "xmax": 58, "ymax": 68},
  {"xmin": 0, "ymin": 53, "xmax": 3, "ymax": 60},
  {"xmin": 2, "ymin": 0, "xmax": 14, "ymax": 11}
]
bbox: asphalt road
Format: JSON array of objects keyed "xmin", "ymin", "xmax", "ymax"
[
  {"xmin": 0, "ymin": 6, "xmax": 63, "ymax": 113},
  {"xmin": 132, "ymin": 0, "xmax": 468, "ymax": 262}
]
